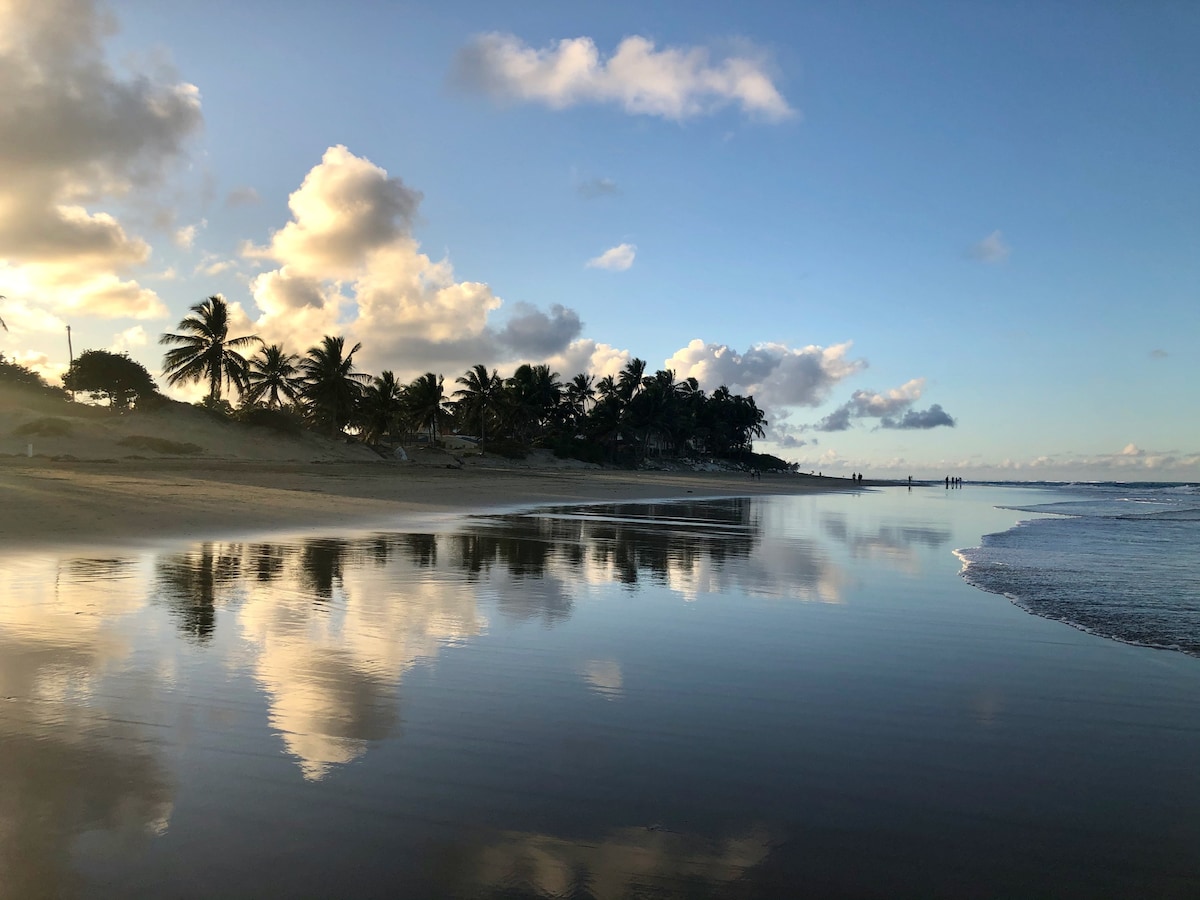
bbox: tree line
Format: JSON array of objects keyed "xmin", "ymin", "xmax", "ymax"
[{"xmin": 37, "ymin": 296, "xmax": 774, "ymax": 466}]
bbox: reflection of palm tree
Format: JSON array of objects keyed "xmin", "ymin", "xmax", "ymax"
[
  {"xmin": 299, "ymin": 336, "xmax": 369, "ymax": 436},
  {"xmin": 300, "ymin": 539, "xmax": 346, "ymax": 599},
  {"xmin": 453, "ymin": 364, "xmax": 501, "ymax": 452},
  {"xmin": 159, "ymin": 296, "xmax": 260, "ymax": 404},
  {"xmin": 154, "ymin": 544, "xmax": 241, "ymax": 642},
  {"xmin": 245, "ymin": 344, "xmax": 301, "ymax": 408}
]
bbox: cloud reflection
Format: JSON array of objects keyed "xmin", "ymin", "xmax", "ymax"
[{"xmin": 454, "ymin": 824, "xmax": 774, "ymax": 899}]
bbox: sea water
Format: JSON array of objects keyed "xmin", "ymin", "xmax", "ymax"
[
  {"xmin": 958, "ymin": 482, "xmax": 1200, "ymax": 656},
  {"xmin": 2, "ymin": 487, "xmax": 1199, "ymax": 898}
]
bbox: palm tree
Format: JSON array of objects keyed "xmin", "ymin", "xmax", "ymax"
[
  {"xmin": 617, "ymin": 357, "xmax": 646, "ymax": 403},
  {"xmin": 160, "ymin": 296, "xmax": 260, "ymax": 404},
  {"xmin": 453, "ymin": 363, "xmax": 501, "ymax": 452},
  {"xmin": 503, "ymin": 364, "xmax": 562, "ymax": 443},
  {"xmin": 357, "ymin": 371, "xmax": 407, "ymax": 445},
  {"xmin": 298, "ymin": 335, "xmax": 369, "ymax": 436},
  {"xmin": 245, "ymin": 344, "xmax": 301, "ymax": 409},
  {"xmin": 564, "ymin": 372, "xmax": 595, "ymax": 428},
  {"xmin": 406, "ymin": 372, "xmax": 449, "ymax": 442}
]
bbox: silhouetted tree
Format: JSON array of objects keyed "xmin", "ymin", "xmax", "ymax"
[
  {"xmin": 299, "ymin": 336, "xmax": 369, "ymax": 436},
  {"xmin": 245, "ymin": 344, "xmax": 301, "ymax": 408},
  {"xmin": 160, "ymin": 296, "xmax": 260, "ymax": 403},
  {"xmin": 63, "ymin": 350, "xmax": 157, "ymax": 410}
]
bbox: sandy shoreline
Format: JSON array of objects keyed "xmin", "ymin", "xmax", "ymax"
[{"xmin": 0, "ymin": 455, "xmax": 866, "ymax": 551}]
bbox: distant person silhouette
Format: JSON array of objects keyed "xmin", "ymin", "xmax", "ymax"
[{"xmin": 945, "ymin": 476, "xmax": 950, "ymax": 488}]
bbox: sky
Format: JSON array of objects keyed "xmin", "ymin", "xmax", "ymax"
[{"xmin": 1, "ymin": 0, "xmax": 1197, "ymax": 481}]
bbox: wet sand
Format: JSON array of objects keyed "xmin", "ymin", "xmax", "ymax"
[{"xmin": 0, "ymin": 456, "xmax": 861, "ymax": 550}]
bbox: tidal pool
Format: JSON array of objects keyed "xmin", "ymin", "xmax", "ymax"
[{"xmin": 2, "ymin": 488, "xmax": 1198, "ymax": 898}]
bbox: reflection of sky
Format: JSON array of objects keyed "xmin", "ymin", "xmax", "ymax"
[
  {"xmin": 0, "ymin": 555, "xmax": 174, "ymax": 898},
  {"xmin": 461, "ymin": 825, "xmax": 774, "ymax": 899},
  {"xmin": 7, "ymin": 488, "xmax": 1191, "ymax": 896},
  {"xmin": 236, "ymin": 545, "xmax": 488, "ymax": 780}
]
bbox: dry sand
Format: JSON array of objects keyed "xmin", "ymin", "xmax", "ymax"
[{"xmin": 1, "ymin": 392, "xmax": 857, "ymax": 550}]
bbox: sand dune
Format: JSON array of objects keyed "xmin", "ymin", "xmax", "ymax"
[{"xmin": 1, "ymin": 391, "xmax": 848, "ymax": 550}]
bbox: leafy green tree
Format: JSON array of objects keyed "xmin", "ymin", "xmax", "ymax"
[
  {"xmin": 63, "ymin": 350, "xmax": 158, "ymax": 410},
  {"xmin": 160, "ymin": 296, "xmax": 260, "ymax": 403},
  {"xmin": 245, "ymin": 344, "xmax": 301, "ymax": 409},
  {"xmin": 453, "ymin": 363, "xmax": 501, "ymax": 451},
  {"xmin": 299, "ymin": 336, "xmax": 369, "ymax": 435}
]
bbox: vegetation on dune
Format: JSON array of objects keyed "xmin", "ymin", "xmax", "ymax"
[
  {"xmin": 158, "ymin": 318, "xmax": 774, "ymax": 465},
  {"xmin": 63, "ymin": 350, "xmax": 159, "ymax": 411},
  {"xmin": 117, "ymin": 435, "xmax": 204, "ymax": 455},
  {"xmin": 5, "ymin": 303, "xmax": 778, "ymax": 469}
]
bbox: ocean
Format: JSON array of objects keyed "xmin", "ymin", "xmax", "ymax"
[
  {"xmin": 1, "ymin": 484, "xmax": 1198, "ymax": 897},
  {"xmin": 958, "ymin": 481, "xmax": 1200, "ymax": 656}
]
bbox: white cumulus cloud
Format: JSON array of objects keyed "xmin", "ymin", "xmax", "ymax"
[
  {"xmin": 586, "ymin": 243, "xmax": 636, "ymax": 271},
  {"xmin": 0, "ymin": 0, "xmax": 201, "ymax": 323},
  {"xmin": 666, "ymin": 339, "xmax": 866, "ymax": 409},
  {"xmin": 456, "ymin": 33, "xmax": 794, "ymax": 122},
  {"xmin": 244, "ymin": 145, "xmax": 583, "ymax": 378}
]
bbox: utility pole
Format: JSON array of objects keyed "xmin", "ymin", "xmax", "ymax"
[{"xmin": 66, "ymin": 324, "xmax": 74, "ymax": 399}]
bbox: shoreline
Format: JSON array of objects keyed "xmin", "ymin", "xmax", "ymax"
[{"xmin": 0, "ymin": 456, "xmax": 880, "ymax": 552}]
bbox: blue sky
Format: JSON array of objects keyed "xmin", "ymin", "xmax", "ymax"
[{"xmin": 1, "ymin": 0, "xmax": 1197, "ymax": 479}]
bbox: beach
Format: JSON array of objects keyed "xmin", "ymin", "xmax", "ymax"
[{"xmin": 0, "ymin": 455, "xmax": 859, "ymax": 551}]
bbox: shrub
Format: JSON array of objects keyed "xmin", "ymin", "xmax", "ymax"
[
  {"xmin": 552, "ymin": 438, "xmax": 605, "ymax": 465},
  {"xmin": 486, "ymin": 438, "xmax": 528, "ymax": 460},
  {"xmin": 13, "ymin": 417, "xmax": 73, "ymax": 437},
  {"xmin": 237, "ymin": 405, "xmax": 305, "ymax": 436},
  {"xmin": 117, "ymin": 435, "xmax": 204, "ymax": 455}
]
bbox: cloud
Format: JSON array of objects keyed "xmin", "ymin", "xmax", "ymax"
[
  {"xmin": 586, "ymin": 242, "xmax": 636, "ymax": 271},
  {"xmin": 1150, "ymin": 349, "xmax": 1168, "ymax": 359},
  {"xmin": 665, "ymin": 339, "xmax": 866, "ymax": 409},
  {"xmin": 881, "ymin": 403, "xmax": 956, "ymax": 429},
  {"xmin": 243, "ymin": 145, "xmax": 584, "ymax": 378},
  {"xmin": 546, "ymin": 338, "xmax": 631, "ymax": 380},
  {"xmin": 225, "ymin": 186, "xmax": 261, "ymax": 207},
  {"xmin": 577, "ymin": 177, "xmax": 619, "ymax": 198},
  {"xmin": 194, "ymin": 254, "xmax": 236, "ymax": 277},
  {"xmin": 812, "ymin": 378, "xmax": 929, "ymax": 431},
  {"xmin": 497, "ymin": 302, "xmax": 582, "ymax": 357},
  {"xmin": 455, "ymin": 33, "xmax": 794, "ymax": 122},
  {"xmin": 110, "ymin": 325, "xmax": 148, "ymax": 352},
  {"xmin": 813, "ymin": 405, "xmax": 853, "ymax": 432},
  {"xmin": 0, "ymin": 0, "xmax": 200, "ymax": 321},
  {"xmin": 172, "ymin": 223, "xmax": 201, "ymax": 249},
  {"xmin": 968, "ymin": 230, "xmax": 1010, "ymax": 263}
]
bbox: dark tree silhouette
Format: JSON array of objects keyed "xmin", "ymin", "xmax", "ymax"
[
  {"xmin": 63, "ymin": 350, "xmax": 158, "ymax": 410},
  {"xmin": 299, "ymin": 336, "xmax": 369, "ymax": 436},
  {"xmin": 160, "ymin": 296, "xmax": 260, "ymax": 404},
  {"xmin": 245, "ymin": 344, "xmax": 302, "ymax": 408}
]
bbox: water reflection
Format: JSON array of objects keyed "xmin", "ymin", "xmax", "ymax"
[
  {"xmin": 452, "ymin": 825, "xmax": 774, "ymax": 899},
  {"xmin": 820, "ymin": 511, "xmax": 951, "ymax": 572},
  {"xmin": 0, "ymin": 495, "xmax": 908, "ymax": 892},
  {"xmin": 0, "ymin": 557, "xmax": 173, "ymax": 898}
]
